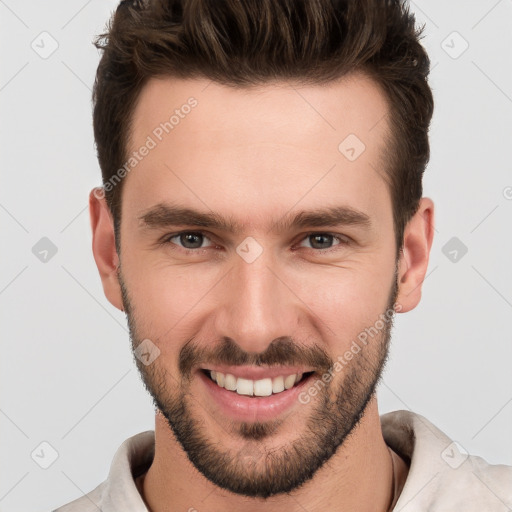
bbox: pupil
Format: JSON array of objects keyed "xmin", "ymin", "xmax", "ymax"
[
  {"xmin": 182, "ymin": 233, "xmax": 202, "ymax": 249},
  {"xmin": 311, "ymin": 234, "xmax": 332, "ymax": 249}
]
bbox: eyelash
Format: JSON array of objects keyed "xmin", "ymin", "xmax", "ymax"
[{"xmin": 158, "ymin": 230, "xmax": 351, "ymax": 254}]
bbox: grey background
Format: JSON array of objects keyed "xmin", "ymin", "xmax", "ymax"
[{"xmin": 1, "ymin": 1, "xmax": 511, "ymax": 510}]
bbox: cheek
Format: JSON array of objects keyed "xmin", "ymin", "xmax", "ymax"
[
  {"xmin": 123, "ymin": 245, "xmax": 395, "ymax": 354},
  {"xmin": 124, "ymin": 263, "xmax": 218, "ymax": 352},
  {"xmin": 288, "ymin": 264, "xmax": 395, "ymax": 344}
]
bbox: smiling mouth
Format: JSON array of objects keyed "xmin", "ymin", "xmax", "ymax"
[{"xmin": 201, "ymin": 369, "xmax": 315, "ymax": 397}]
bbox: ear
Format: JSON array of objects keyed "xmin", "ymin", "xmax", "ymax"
[
  {"xmin": 89, "ymin": 187, "xmax": 124, "ymax": 312},
  {"xmin": 395, "ymin": 197, "xmax": 435, "ymax": 313}
]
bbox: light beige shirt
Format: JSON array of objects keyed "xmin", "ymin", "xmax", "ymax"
[{"xmin": 53, "ymin": 410, "xmax": 512, "ymax": 511}]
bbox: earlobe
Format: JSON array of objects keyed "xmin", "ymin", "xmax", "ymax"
[
  {"xmin": 89, "ymin": 187, "xmax": 124, "ymax": 312},
  {"xmin": 395, "ymin": 197, "xmax": 435, "ymax": 313}
]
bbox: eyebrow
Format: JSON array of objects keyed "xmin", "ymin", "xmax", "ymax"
[{"xmin": 137, "ymin": 203, "xmax": 372, "ymax": 234}]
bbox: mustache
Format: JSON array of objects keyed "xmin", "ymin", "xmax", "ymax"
[{"xmin": 179, "ymin": 336, "xmax": 333, "ymax": 380}]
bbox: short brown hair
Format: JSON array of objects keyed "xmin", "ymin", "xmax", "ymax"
[{"xmin": 93, "ymin": 0, "xmax": 434, "ymax": 254}]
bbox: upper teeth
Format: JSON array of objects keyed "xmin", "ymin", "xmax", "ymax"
[{"xmin": 210, "ymin": 370, "xmax": 304, "ymax": 396}]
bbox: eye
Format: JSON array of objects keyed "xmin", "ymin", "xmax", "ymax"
[
  {"xmin": 160, "ymin": 230, "xmax": 350, "ymax": 254},
  {"xmin": 162, "ymin": 231, "xmax": 214, "ymax": 250},
  {"xmin": 297, "ymin": 233, "xmax": 349, "ymax": 251}
]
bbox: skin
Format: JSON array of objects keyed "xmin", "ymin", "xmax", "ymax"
[{"xmin": 90, "ymin": 73, "xmax": 434, "ymax": 512}]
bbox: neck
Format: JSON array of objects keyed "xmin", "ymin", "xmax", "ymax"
[{"xmin": 140, "ymin": 396, "xmax": 399, "ymax": 512}]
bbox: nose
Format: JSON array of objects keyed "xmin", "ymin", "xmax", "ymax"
[{"xmin": 213, "ymin": 247, "xmax": 301, "ymax": 355}]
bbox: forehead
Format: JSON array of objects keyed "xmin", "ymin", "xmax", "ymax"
[
  {"xmin": 123, "ymin": 73, "xmax": 392, "ymax": 230},
  {"xmin": 130, "ymin": 72, "xmax": 390, "ymax": 147}
]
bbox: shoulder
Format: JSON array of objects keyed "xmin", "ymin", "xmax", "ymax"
[
  {"xmin": 381, "ymin": 410, "xmax": 512, "ymax": 511},
  {"xmin": 52, "ymin": 482, "xmax": 106, "ymax": 511},
  {"xmin": 51, "ymin": 430, "xmax": 154, "ymax": 511},
  {"xmin": 440, "ymin": 453, "xmax": 512, "ymax": 509}
]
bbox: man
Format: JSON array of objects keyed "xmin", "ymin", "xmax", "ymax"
[{"xmin": 54, "ymin": 0, "xmax": 512, "ymax": 510}]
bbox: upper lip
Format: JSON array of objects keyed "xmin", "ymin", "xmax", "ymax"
[{"xmin": 200, "ymin": 365, "xmax": 314, "ymax": 380}]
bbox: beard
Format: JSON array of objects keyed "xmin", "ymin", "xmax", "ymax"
[{"xmin": 119, "ymin": 266, "xmax": 399, "ymax": 499}]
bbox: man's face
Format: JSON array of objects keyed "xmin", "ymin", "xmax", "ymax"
[{"xmin": 117, "ymin": 74, "xmax": 400, "ymax": 498}]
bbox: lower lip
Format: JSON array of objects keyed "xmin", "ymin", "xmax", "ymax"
[{"xmin": 198, "ymin": 370, "xmax": 314, "ymax": 422}]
